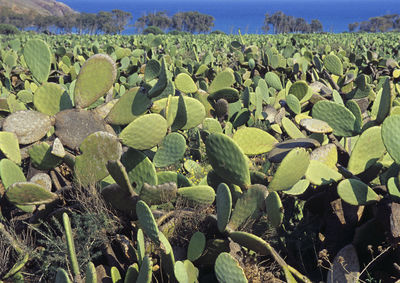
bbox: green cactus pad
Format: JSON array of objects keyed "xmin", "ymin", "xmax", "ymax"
[
  {"xmin": 174, "ymin": 260, "xmax": 198, "ymax": 283},
  {"xmin": 288, "ymin": 81, "xmax": 312, "ymax": 103},
  {"xmin": 175, "ymin": 73, "xmax": 198, "ymax": 93},
  {"xmin": 300, "ymin": 118, "xmax": 333, "ymax": 133},
  {"xmin": 0, "ymin": 132, "xmax": 21, "ymax": 164},
  {"xmin": 205, "ymin": 133, "xmax": 251, "ymax": 188},
  {"xmin": 125, "ymin": 264, "xmax": 139, "ymax": 283},
  {"xmin": 228, "ymin": 184, "xmax": 268, "ymax": 231},
  {"xmin": 74, "ymin": 54, "xmax": 116, "ymax": 108},
  {"xmin": 6, "ymin": 181, "xmax": 58, "ymax": 205},
  {"xmin": 139, "ymin": 182, "xmax": 177, "ymax": 205},
  {"xmin": 203, "ymin": 118, "xmax": 223, "ymax": 134},
  {"xmin": 216, "ymin": 183, "xmax": 232, "ymax": 233},
  {"xmin": 55, "ymin": 268, "xmax": 72, "ymax": 283},
  {"xmin": 29, "ymin": 142, "xmax": 62, "ymax": 170},
  {"xmin": 285, "ymin": 94, "xmax": 301, "ymax": 114},
  {"xmin": 348, "ymin": 126, "xmax": 386, "ymax": 175},
  {"xmin": 324, "ymin": 54, "xmax": 343, "ymax": 76},
  {"xmin": 85, "ymin": 262, "xmax": 97, "ymax": 283},
  {"xmin": 310, "ymin": 144, "xmax": 338, "ymax": 169},
  {"xmin": 233, "ymin": 127, "xmax": 278, "ymax": 156},
  {"xmin": 305, "ymin": 160, "xmax": 342, "ymax": 185},
  {"xmin": 23, "ymin": 39, "xmax": 51, "ymax": 83},
  {"xmin": 337, "ymin": 179, "xmax": 380, "ymax": 206},
  {"xmin": 283, "ymin": 179, "xmax": 310, "ymax": 195},
  {"xmin": 157, "ymin": 171, "xmax": 192, "ymax": 187},
  {"xmin": 281, "ymin": 117, "xmax": 306, "ymax": 139},
  {"xmin": 345, "ymin": 100, "xmax": 362, "ymax": 133},
  {"xmin": 229, "ymin": 231, "xmax": 270, "ymax": 255},
  {"xmin": 209, "ymin": 88, "xmax": 240, "ymax": 103},
  {"xmin": 137, "ymin": 256, "xmax": 152, "ymax": 283},
  {"xmin": 382, "ymin": 115, "xmax": 400, "ymax": 164},
  {"xmin": 33, "ymin": 83, "xmax": 72, "ymax": 116},
  {"xmin": 55, "ymin": 109, "xmax": 111, "ymax": 150},
  {"xmin": 269, "ymin": 148, "xmax": 310, "ymax": 191},
  {"xmin": 121, "ymin": 148, "xmax": 157, "ymax": 193},
  {"xmin": 148, "ymin": 57, "xmax": 168, "ymax": 99},
  {"xmin": 153, "ymin": 133, "xmax": 186, "ymax": 167},
  {"xmin": 177, "ymin": 185, "xmax": 215, "ymax": 205},
  {"xmin": 268, "ymin": 138, "xmax": 320, "ymax": 163},
  {"xmin": 312, "ymin": 100, "xmax": 359, "ymax": 137},
  {"xmin": 374, "ymin": 78, "xmax": 391, "ymax": 124},
  {"xmin": 0, "ymin": 158, "xmax": 26, "ymax": 189},
  {"xmin": 265, "ymin": 191, "xmax": 284, "ymax": 227},
  {"xmin": 120, "ymin": 114, "xmax": 167, "ymax": 150},
  {"xmin": 136, "ymin": 200, "xmax": 160, "ymax": 245},
  {"xmin": 75, "ymin": 131, "xmax": 122, "ymax": 186},
  {"xmin": 264, "ymin": 72, "xmax": 282, "ymax": 90},
  {"xmin": 208, "ymin": 70, "xmax": 235, "ymax": 94},
  {"xmin": 144, "ymin": 59, "xmax": 161, "ymax": 82},
  {"xmin": 105, "ymin": 87, "xmax": 151, "ymax": 125},
  {"xmin": 187, "ymin": 231, "xmax": 206, "ymax": 261},
  {"xmin": 3, "ymin": 110, "xmax": 52, "ymax": 145},
  {"xmin": 106, "ymin": 160, "xmax": 135, "ymax": 195},
  {"xmin": 214, "ymin": 252, "xmax": 248, "ymax": 283},
  {"xmin": 387, "ymin": 177, "xmax": 400, "ymax": 200}
]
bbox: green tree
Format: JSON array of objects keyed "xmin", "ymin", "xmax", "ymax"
[
  {"xmin": 172, "ymin": 11, "xmax": 214, "ymax": 33},
  {"xmin": 111, "ymin": 9, "xmax": 132, "ymax": 34},
  {"xmin": 310, "ymin": 19, "xmax": 323, "ymax": 33}
]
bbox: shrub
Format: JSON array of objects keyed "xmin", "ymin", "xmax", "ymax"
[
  {"xmin": 143, "ymin": 26, "xmax": 164, "ymax": 35},
  {"xmin": 0, "ymin": 24, "xmax": 20, "ymax": 35}
]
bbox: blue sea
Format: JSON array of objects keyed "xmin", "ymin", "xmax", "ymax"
[{"xmin": 59, "ymin": 0, "xmax": 400, "ymax": 34}]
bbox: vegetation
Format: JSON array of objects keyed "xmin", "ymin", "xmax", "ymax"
[
  {"xmin": 262, "ymin": 11, "xmax": 323, "ymax": 34},
  {"xmin": 0, "ymin": 31, "xmax": 400, "ymax": 283},
  {"xmin": 349, "ymin": 14, "xmax": 400, "ymax": 32}
]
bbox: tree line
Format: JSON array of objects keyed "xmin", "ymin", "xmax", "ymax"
[
  {"xmin": 348, "ymin": 14, "xmax": 400, "ymax": 33},
  {"xmin": 0, "ymin": 7, "xmax": 132, "ymax": 34},
  {"xmin": 262, "ymin": 11, "xmax": 323, "ymax": 34}
]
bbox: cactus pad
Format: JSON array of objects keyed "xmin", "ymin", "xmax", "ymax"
[
  {"xmin": 175, "ymin": 73, "xmax": 198, "ymax": 93},
  {"xmin": 74, "ymin": 54, "xmax": 116, "ymax": 108},
  {"xmin": 382, "ymin": 115, "xmax": 400, "ymax": 164},
  {"xmin": 29, "ymin": 142, "xmax": 62, "ymax": 170},
  {"xmin": 216, "ymin": 183, "xmax": 232, "ymax": 233},
  {"xmin": 75, "ymin": 131, "xmax": 122, "ymax": 186},
  {"xmin": 120, "ymin": 114, "xmax": 167, "ymax": 150},
  {"xmin": 348, "ymin": 126, "xmax": 386, "ymax": 175},
  {"xmin": 187, "ymin": 232, "xmax": 206, "ymax": 261},
  {"xmin": 105, "ymin": 87, "xmax": 151, "ymax": 125},
  {"xmin": 205, "ymin": 133, "xmax": 250, "ymax": 187},
  {"xmin": 208, "ymin": 70, "xmax": 235, "ymax": 94},
  {"xmin": 153, "ymin": 133, "xmax": 186, "ymax": 167},
  {"xmin": 33, "ymin": 83, "xmax": 72, "ymax": 115},
  {"xmin": 269, "ymin": 148, "xmax": 310, "ymax": 191},
  {"xmin": 337, "ymin": 179, "xmax": 380, "ymax": 206},
  {"xmin": 214, "ymin": 253, "xmax": 247, "ymax": 283},
  {"xmin": 136, "ymin": 200, "xmax": 160, "ymax": 245},
  {"xmin": 324, "ymin": 54, "xmax": 343, "ymax": 76},
  {"xmin": 265, "ymin": 191, "xmax": 284, "ymax": 227},
  {"xmin": 312, "ymin": 100, "xmax": 359, "ymax": 137},
  {"xmin": 6, "ymin": 182, "xmax": 58, "ymax": 205},
  {"xmin": 306, "ymin": 160, "xmax": 342, "ymax": 185},
  {"xmin": 177, "ymin": 185, "xmax": 215, "ymax": 205},
  {"xmin": 300, "ymin": 118, "xmax": 333, "ymax": 133},
  {"xmin": 233, "ymin": 127, "xmax": 278, "ymax": 155},
  {"xmin": 23, "ymin": 39, "xmax": 51, "ymax": 83},
  {"xmin": 0, "ymin": 132, "xmax": 21, "ymax": 164},
  {"xmin": 3, "ymin": 110, "xmax": 52, "ymax": 145},
  {"xmin": 264, "ymin": 72, "xmax": 282, "ymax": 90}
]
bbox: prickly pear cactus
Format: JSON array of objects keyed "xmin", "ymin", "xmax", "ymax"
[
  {"xmin": 175, "ymin": 73, "xmax": 198, "ymax": 93},
  {"xmin": 33, "ymin": 83, "xmax": 72, "ymax": 116},
  {"xmin": 75, "ymin": 131, "xmax": 122, "ymax": 186},
  {"xmin": 74, "ymin": 54, "xmax": 117, "ymax": 108},
  {"xmin": 120, "ymin": 114, "xmax": 168, "ymax": 150},
  {"xmin": 153, "ymin": 133, "xmax": 186, "ymax": 168},
  {"xmin": 205, "ymin": 133, "xmax": 251, "ymax": 188},
  {"xmin": 214, "ymin": 253, "xmax": 247, "ymax": 283},
  {"xmin": 0, "ymin": 132, "xmax": 21, "ymax": 164},
  {"xmin": 23, "ymin": 39, "xmax": 51, "ymax": 83},
  {"xmin": 6, "ymin": 182, "xmax": 58, "ymax": 206},
  {"xmin": 324, "ymin": 53, "xmax": 343, "ymax": 76},
  {"xmin": 233, "ymin": 127, "xmax": 277, "ymax": 155}
]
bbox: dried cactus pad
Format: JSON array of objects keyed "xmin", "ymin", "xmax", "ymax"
[
  {"xmin": 120, "ymin": 114, "xmax": 168, "ymax": 150},
  {"xmin": 33, "ymin": 82, "xmax": 72, "ymax": 115},
  {"xmin": 0, "ymin": 132, "xmax": 21, "ymax": 164},
  {"xmin": 23, "ymin": 39, "xmax": 51, "ymax": 83},
  {"xmin": 2, "ymin": 110, "xmax": 52, "ymax": 145},
  {"xmin": 75, "ymin": 131, "xmax": 122, "ymax": 187},
  {"xmin": 74, "ymin": 54, "xmax": 117, "ymax": 108},
  {"xmin": 54, "ymin": 109, "xmax": 111, "ymax": 150}
]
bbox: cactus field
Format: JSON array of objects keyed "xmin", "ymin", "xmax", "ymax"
[{"xmin": 0, "ymin": 32, "xmax": 400, "ymax": 282}]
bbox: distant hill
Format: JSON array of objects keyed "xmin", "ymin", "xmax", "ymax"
[{"xmin": 0, "ymin": 0, "xmax": 76, "ymax": 17}]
